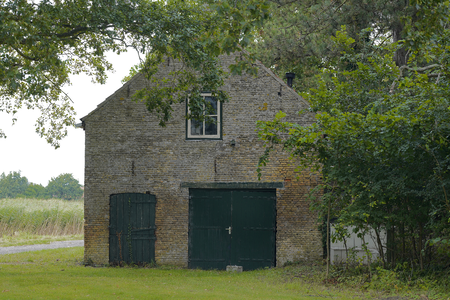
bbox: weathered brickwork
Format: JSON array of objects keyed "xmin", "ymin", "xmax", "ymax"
[{"xmin": 82, "ymin": 53, "xmax": 322, "ymax": 266}]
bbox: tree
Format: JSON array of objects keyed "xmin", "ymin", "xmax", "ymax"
[
  {"xmin": 46, "ymin": 173, "xmax": 83, "ymax": 200},
  {"xmin": 257, "ymin": 0, "xmax": 450, "ymax": 268},
  {"xmin": 249, "ymin": 0, "xmax": 413, "ymax": 92},
  {"xmin": 1, "ymin": 0, "xmax": 270, "ymax": 146},
  {"xmin": 22, "ymin": 183, "xmax": 47, "ymax": 199},
  {"xmin": 0, "ymin": 171, "xmax": 29, "ymax": 198}
]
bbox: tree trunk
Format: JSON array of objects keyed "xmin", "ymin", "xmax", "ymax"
[
  {"xmin": 374, "ymin": 226, "xmax": 385, "ymax": 268},
  {"xmin": 401, "ymin": 223, "xmax": 405, "ymax": 262},
  {"xmin": 343, "ymin": 232, "xmax": 348, "ymax": 272},
  {"xmin": 418, "ymin": 223, "xmax": 423, "ymax": 270},
  {"xmin": 392, "ymin": 21, "xmax": 407, "ymax": 67},
  {"xmin": 326, "ymin": 199, "xmax": 331, "ymax": 279},
  {"xmin": 391, "ymin": 225, "xmax": 395, "ymax": 268},
  {"xmin": 362, "ymin": 228, "xmax": 372, "ymax": 279},
  {"xmin": 411, "ymin": 228, "xmax": 418, "ymax": 264}
]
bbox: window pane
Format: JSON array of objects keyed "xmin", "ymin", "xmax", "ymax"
[
  {"xmin": 191, "ymin": 120, "xmax": 203, "ymax": 135},
  {"xmin": 205, "ymin": 96, "xmax": 217, "ymax": 115},
  {"xmin": 205, "ymin": 116, "xmax": 217, "ymax": 135}
]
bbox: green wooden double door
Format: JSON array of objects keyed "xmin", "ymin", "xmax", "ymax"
[{"xmin": 188, "ymin": 189, "xmax": 276, "ymax": 270}]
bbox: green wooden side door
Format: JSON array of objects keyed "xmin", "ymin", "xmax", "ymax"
[
  {"xmin": 109, "ymin": 193, "xmax": 156, "ymax": 264},
  {"xmin": 188, "ymin": 189, "xmax": 231, "ymax": 270},
  {"xmin": 231, "ymin": 190, "xmax": 277, "ymax": 270},
  {"xmin": 189, "ymin": 189, "xmax": 276, "ymax": 270}
]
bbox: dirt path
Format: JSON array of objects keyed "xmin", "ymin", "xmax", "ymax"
[{"xmin": 0, "ymin": 240, "xmax": 84, "ymax": 255}]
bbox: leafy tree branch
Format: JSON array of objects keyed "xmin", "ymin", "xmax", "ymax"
[
  {"xmin": 1, "ymin": 0, "xmax": 270, "ymax": 146},
  {"xmin": 257, "ymin": 0, "xmax": 450, "ymax": 268}
]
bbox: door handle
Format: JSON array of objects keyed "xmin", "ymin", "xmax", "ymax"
[{"xmin": 225, "ymin": 226, "xmax": 232, "ymax": 235}]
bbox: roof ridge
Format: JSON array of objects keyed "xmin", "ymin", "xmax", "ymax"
[{"xmin": 81, "ymin": 53, "xmax": 309, "ymax": 121}]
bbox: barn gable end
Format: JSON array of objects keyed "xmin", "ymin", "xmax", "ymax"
[{"xmin": 81, "ymin": 53, "xmax": 322, "ymax": 268}]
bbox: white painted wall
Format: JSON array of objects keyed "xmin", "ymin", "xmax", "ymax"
[{"xmin": 330, "ymin": 225, "xmax": 386, "ymax": 264}]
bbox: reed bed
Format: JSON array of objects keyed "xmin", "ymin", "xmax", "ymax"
[{"xmin": 0, "ymin": 198, "xmax": 83, "ymax": 237}]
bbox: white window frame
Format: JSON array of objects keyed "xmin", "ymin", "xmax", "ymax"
[{"xmin": 186, "ymin": 93, "xmax": 221, "ymax": 139}]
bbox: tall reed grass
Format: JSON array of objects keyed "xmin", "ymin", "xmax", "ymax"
[{"xmin": 0, "ymin": 198, "xmax": 83, "ymax": 236}]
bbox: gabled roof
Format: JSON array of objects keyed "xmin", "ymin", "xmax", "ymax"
[
  {"xmin": 81, "ymin": 54, "xmax": 308, "ymax": 122},
  {"xmin": 254, "ymin": 60, "xmax": 309, "ymax": 106},
  {"xmin": 81, "ymin": 72, "xmax": 145, "ymax": 122}
]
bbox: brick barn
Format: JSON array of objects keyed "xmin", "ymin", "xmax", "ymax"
[{"xmin": 80, "ymin": 53, "xmax": 322, "ymax": 269}]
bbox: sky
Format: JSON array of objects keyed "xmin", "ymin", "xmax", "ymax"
[{"xmin": 0, "ymin": 52, "xmax": 140, "ymax": 186}]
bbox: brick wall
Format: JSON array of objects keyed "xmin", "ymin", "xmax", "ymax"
[{"xmin": 82, "ymin": 53, "xmax": 322, "ymax": 266}]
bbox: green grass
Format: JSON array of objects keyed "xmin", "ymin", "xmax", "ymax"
[
  {"xmin": 0, "ymin": 233, "xmax": 83, "ymax": 247},
  {"xmin": 0, "ymin": 248, "xmax": 383, "ymax": 300},
  {"xmin": 1, "ymin": 198, "xmax": 448, "ymax": 299},
  {"xmin": 1, "ymin": 250, "xmax": 449, "ymax": 299},
  {"xmin": 0, "ymin": 198, "xmax": 83, "ymax": 246}
]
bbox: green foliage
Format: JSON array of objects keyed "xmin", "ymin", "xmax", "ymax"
[
  {"xmin": 0, "ymin": 171, "xmax": 28, "ymax": 199},
  {"xmin": 0, "ymin": 0, "xmax": 270, "ymax": 146},
  {"xmin": 257, "ymin": 0, "xmax": 450, "ymax": 269},
  {"xmin": 130, "ymin": 0, "xmax": 271, "ymax": 127},
  {"xmin": 121, "ymin": 63, "xmax": 143, "ymax": 84},
  {"xmin": 329, "ymin": 262, "xmax": 450, "ymax": 299},
  {"xmin": 21, "ymin": 183, "xmax": 47, "ymax": 199},
  {"xmin": 46, "ymin": 173, "xmax": 83, "ymax": 200},
  {"xmin": 249, "ymin": 0, "xmax": 414, "ymax": 92},
  {"xmin": 0, "ymin": 171, "xmax": 83, "ymax": 200}
]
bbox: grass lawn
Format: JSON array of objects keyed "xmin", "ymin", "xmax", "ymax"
[
  {"xmin": 0, "ymin": 247, "xmax": 387, "ymax": 300},
  {"xmin": 0, "ymin": 234, "xmax": 83, "ymax": 247},
  {"xmin": 2, "ymin": 198, "xmax": 448, "ymax": 299}
]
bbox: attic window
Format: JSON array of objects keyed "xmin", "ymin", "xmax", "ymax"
[{"xmin": 186, "ymin": 93, "xmax": 222, "ymax": 140}]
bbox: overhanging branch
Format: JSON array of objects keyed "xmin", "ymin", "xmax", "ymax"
[{"xmin": 390, "ymin": 64, "xmax": 443, "ymax": 94}]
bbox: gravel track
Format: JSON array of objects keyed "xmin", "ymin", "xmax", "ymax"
[{"xmin": 0, "ymin": 240, "xmax": 84, "ymax": 255}]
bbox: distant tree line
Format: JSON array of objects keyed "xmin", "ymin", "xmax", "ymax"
[{"xmin": 0, "ymin": 171, "xmax": 83, "ymax": 200}]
